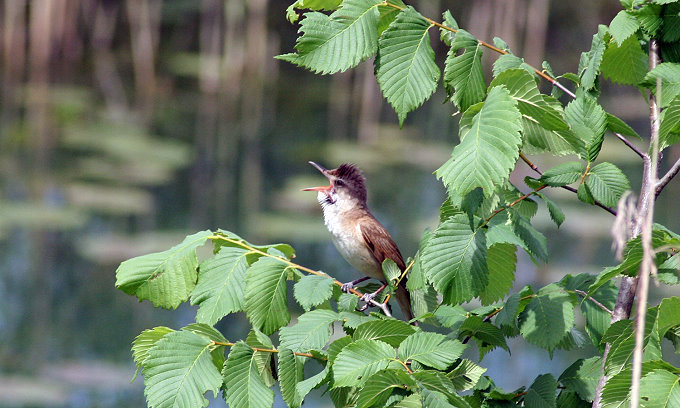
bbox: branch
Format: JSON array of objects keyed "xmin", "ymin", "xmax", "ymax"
[
  {"xmin": 656, "ymin": 156, "xmax": 680, "ymax": 196},
  {"xmin": 614, "ymin": 132, "xmax": 646, "ymax": 159},
  {"xmin": 518, "ymin": 153, "xmax": 617, "ymax": 216},
  {"xmin": 573, "ymin": 289, "xmax": 613, "ymax": 315}
]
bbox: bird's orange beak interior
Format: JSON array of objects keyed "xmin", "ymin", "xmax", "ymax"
[{"xmin": 302, "ymin": 185, "xmax": 332, "ymax": 192}]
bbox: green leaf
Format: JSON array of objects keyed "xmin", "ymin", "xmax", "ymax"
[
  {"xmin": 286, "ymin": 0, "xmax": 343, "ymax": 23},
  {"xmin": 579, "ymin": 26, "xmax": 607, "ymax": 91},
  {"xmin": 565, "ymin": 96, "xmax": 607, "ymax": 162},
  {"xmin": 521, "ymin": 118, "xmax": 582, "ymax": 156},
  {"xmin": 394, "ymin": 393, "xmax": 422, "ymax": 408},
  {"xmin": 420, "ymin": 389, "xmax": 456, "ymax": 408},
  {"xmin": 276, "ymin": 0, "xmax": 381, "ymax": 74},
  {"xmin": 332, "ymin": 339, "xmax": 396, "ymax": 387},
  {"xmin": 244, "ymin": 257, "xmax": 290, "ymax": 335},
  {"xmin": 489, "ymin": 69, "xmax": 569, "ymax": 131},
  {"xmin": 608, "ymin": 10, "xmax": 640, "ymax": 45},
  {"xmin": 662, "ymin": 3, "xmax": 680, "ymax": 42},
  {"xmin": 493, "ymin": 54, "xmax": 526, "ymax": 77},
  {"xmin": 519, "ymin": 284, "xmax": 575, "ymax": 353},
  {"xmin": 458, "ymin": 315, "xmax": 510, "ymax": 358},
  {"xmin": 440, "ymin": 10, "xmax": 459, "ymax": 44},
  {"xmin": 115, "ymin": 230, "xmax": 212, "ymax": 309},
  {"xmin": 278, "ymin": 348, "xmax": 304, "ymax": 408},
  {"xmin": 377, "ymin": 0, "xmax": 405, "ymax": 35},
  {"xmin": 631, "ymin": 4, "xmax": 662, "ymax": 36},
  {"xmin": 223, "ymin": 342, "xmax": 275, "ymax": 408},
  {"xmin": 659, "ymin": 95, "xmax": 680, "ymax": 150},
  {"xmin": 293, "ymin": 274, "xmax": 334, "ymax": 311},
  {"xmin": 479, "ymin": 243, "xmax": 516, "ymax": 305},
  {"xmin": 641, "ymin": 62, "xmax": 680, "ymax": 107},
  {"xmin": 353, "ymin": 319, "xmax": 416, "ymax": 347},
  {"xmin": 525, "ymin": 374, "xmax": 557, "ymax": 408},
  {"xmin": 585, "ymin": 162, "xmax": 630, "ymax": 208},
  {"xmin": 540, "ymin": 161, "xmax": 584, "ymax": 187},
  {"xmin": 444, "ymin": 29, "xmax": 485, "ymax": 112},
  {"xmin": 131, "ymin": 326, "xmax": 174, "ymax": 381},
  {"xmin": 143, "ymin": 330, "xmax": 223, "ymax": 408},
  {"xmin": 398, "ymin": 331, "xmax": 466, "ymax": 370},
  {"xmin": 190, "ymin": 247, "xmax": 248, "ymax": 325},
  {"xmin": 434, "ymin": 305, "xmax": 468, "ymax": 329},
  {"xmin": 577, "ymin": 182, "xmax": 595, "ymax": 205},
  {"xmin": 556, "ymin": 390, "xmax": 591, "ymax": 408},
  {"xmin": 356, "ymin": 369, "xmax": 416, "ymax": 408},
  {"xmin": 601, "ymin": 367, "xmax": 632, "ymax": 408},
  {"xmin": 510, "ymin": 210, "xmax": 548, "ymax": 262},
  {"xmin": 420, "ymin": 214, "xmax": 488, "ymax": 304},
  {"xmin": 245, "ymin": 329, "xmax": 277, "ymax": 387},
  {"xmin": 296, "ymin": 365, "xmax": 330, "ymax": 403},
  {"xmin": 640, "ymin": 369, "xmax": 680, "ymax": 407},
  {"xmin": 376, "ymin": 6, "xmax": 440, "ymax": 125},
  {"xmin": 606, "ymin": 112, "xmax": 641, "ymax": 140},
  {"xmin": 447, "ymin": 359, "xmax": 487, "ymax": 391},
  {"xmin": 280, "ymin": 309, "xmax": 339, "ymax": 353},
  {"xmin": 537, "ymin": 193, "xmax": 566, "ymax": 228},
  {"xmin": 559, "ymin": 357, "xmax": 602, "ymax": 402},
  {"xmin": 436, "ymin": 86, "xmax": 523, "ymax": 197},
  {"xmin": 601, "ymin": 314, "xmax": 656, "ymax": 375},
  {"xmin": 581, "ymin": 280, "xmax": 617, "ymax": 350},
  {"xmin": 601, "ymin": 34, "xmax": 648, "ymax": 86},
  {"xmin": 657, "ymin": 297, "xmax": 680, "ymax": 338},
  {"xmin": 182, "ymin": 322, "xmax": 228, "ymax": 343}
]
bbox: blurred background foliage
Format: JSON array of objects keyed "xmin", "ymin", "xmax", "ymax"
[{"xmin": 1, "ymin": 0, "xmax": 678, "ymax": 406}]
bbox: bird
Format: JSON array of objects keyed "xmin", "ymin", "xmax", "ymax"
[{"xmin": 302, "ymin": 161, "xmax": 413, "ymax": 322}]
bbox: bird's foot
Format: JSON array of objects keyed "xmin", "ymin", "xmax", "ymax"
[
  {"xmin": 358, "ymin": 292, "xmax": 378, "ymax": 312},
  {"xmin": 341, "ymin": 282, "xmax": 355, "ymax": 292},
  {"xmin": 341, "ymin": 276, "xmax": 371, "ymax": 293}
]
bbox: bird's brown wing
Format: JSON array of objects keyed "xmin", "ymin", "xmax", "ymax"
[
  {"xmin": 359, "ymin": 216, "xmax": 406, "ymax": 271},
  {"xmin": 359, "ymin": 216, "xmax": 413, "ymax": 321}
]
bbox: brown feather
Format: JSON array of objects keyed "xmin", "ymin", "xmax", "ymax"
[
  {"xmin": 359, "ymin": 215, "xmax": 413, "ymax": 321},
  {"xmin": 359, "ymin": 215, "xmax": 406, "ymax": 271}
]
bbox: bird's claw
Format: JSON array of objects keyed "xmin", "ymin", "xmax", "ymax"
[
  {"xmin": 341, "ymin": 282, "xmax": 354, "ymax": 292},
  {"xmin": 358, "ymin": 292, "xmax": 378, "ymax": 311}
]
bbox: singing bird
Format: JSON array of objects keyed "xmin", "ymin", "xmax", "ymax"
[{"xmin": 303, "ymin": 161, "xmax": 413, "ymax": 321}]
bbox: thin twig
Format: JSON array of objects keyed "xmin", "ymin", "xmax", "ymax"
[
  {"xmin": 518, "ymin": 153, "xmax": 617, "ymax": 216},
  {"xmin": 481, "ymin": 185, "xmax": 547, "ymax": 227},
  {"xmin": 573, "ymin": 289, "xmax": 613, "ymax": 315},
  {"xmin": 656, "ymin": 156, "xmax": 680, "ymax": 196},
  {"xmin": 614, "ymin": 133, "xmax": 646, "ymax": 159},
  {"xmin": 630, "ymin": 38, "xmax": 662, "ymax": 408}
]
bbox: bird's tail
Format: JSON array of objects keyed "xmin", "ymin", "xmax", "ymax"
[{"xmin": 394, "ymin": 278, "xmax": 415, "ymax": 324}]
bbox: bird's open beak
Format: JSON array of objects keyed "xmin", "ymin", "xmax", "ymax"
[{"xmin": 302, "ymin": 161, "xmax": 333, "ymax": 192}]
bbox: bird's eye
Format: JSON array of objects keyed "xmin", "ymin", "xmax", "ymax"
[{"xmin": 335, "ymin": 179, "xmax": 345, "ymax": 187}]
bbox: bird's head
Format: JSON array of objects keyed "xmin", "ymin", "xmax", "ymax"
[{"xmin": 302, "ymin": 161, "xmax": 367, "ymax": 208}]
